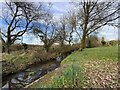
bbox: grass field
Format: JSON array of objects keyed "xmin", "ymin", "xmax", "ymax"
[{"xmin": 28, "ymin": 46, "xmax": 119, "ymax": 88}]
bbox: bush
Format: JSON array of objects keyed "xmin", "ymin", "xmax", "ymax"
[
  {"xmin": 10, "ymin": 44, "xmax": 23, "ymax": 51},
  {"xmin": 31, "ymin": 47, "xmax": 57, "ymax": 62},
  {"xmin": 31, "ymin": 44, "xmax": 79, "ymax": 62},
  {"xmin": 60, "ymin": 45, "xmax": 79, "ymax": 55},
  {"xmin": 109, "ymin": 40, "xmax": 118, "ymax": 46},
  {"xmin": 101, "ymin": 37, "xmax": 106, "ymax": 46},
  {"xmin": 22, "ymin": 43, "xmax": 28, "ymax": 50},
  {"xmin": 101, "ymin": 40, "xmax": 106, "ymax": 46},
  {"xmin": 86, "ymin": 35, "xmax": 101, "ymax": 48},
  {"xmin": 49, "ymin": 44, "xmax": 79, "ymax": 55}
]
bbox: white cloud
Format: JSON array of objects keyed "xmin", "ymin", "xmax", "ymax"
[
  {"xmin": 52, "ymin": 3, "xmax": 68, "ymax": 14},
  {"xmin": 0, "ymin": 0, "xmax": 5, "ymax": 2},
  {"xmin": 22, "ymin": 33, "xmax": 43, "ymax": 45},
  {"xmin": 98, "ymin": 25, "xmax": 118, "ymax": 41}
]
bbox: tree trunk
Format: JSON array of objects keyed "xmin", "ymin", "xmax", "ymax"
[
  {"xmin": 80, "ymin": 2, "xmax": 90, "ymax": 50},
  {"xmin": 44, "ymin": 44, "xmax": 50, "ymax": 52},
  {"xmin": 81, "ymin": 34, "xmax": 86, "ymax": 49},
  {"xmin": 6, "ymin": 30, "xmax": 11, "ymax": 54},
  {"xmin": 6, "ymin": 41, "xmax": 11, "ymax": 54},
  {"xmin": 1, "ymin": 37, "xmax": 6, "ymax": 53},
  {"xmin": 46, "ymin": 47, "xmax": 49, "ymax": 52},
  {"xmin": 60, "ymin": 40, "xmax": 64, "ymax": 47}
]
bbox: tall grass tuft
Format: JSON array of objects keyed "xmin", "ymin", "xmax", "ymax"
[{"xmin": 41, "ymin": 59, "xmax": 86, "ymax": 88}]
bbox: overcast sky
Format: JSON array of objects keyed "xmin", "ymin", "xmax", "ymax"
[{"xmin": 0, "ymin": 2, "xmax": 118, "ymax": 45}]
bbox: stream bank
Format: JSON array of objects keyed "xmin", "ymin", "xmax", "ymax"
[{"xmin": 2, "ymin": 52, "xmax": 71, "ymax": 89}]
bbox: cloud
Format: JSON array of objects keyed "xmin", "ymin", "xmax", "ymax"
[
  {"xmin": 22, "ymin": 33, "xmax": 44, "ymax": 45},
  {"xmin": 98, "ymin": 25, "xmax": 118, "ymax": 41},
  {"xmin": 52, "ymin": 2, "xmax": 69, "ymax": 14},
  {"xmin": 51, "ymin": 2, "xmax": 71, "ymax": 21}
]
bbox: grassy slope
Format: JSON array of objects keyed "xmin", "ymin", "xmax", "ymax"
[
  {"xmin": 28, "ymin": 46, "xmax": 119, "ymax": 88},
  {"xmin": 2, "ymin": 50, "xmax": 56, "ymax": 75},
  {"xmin": 2, "ymin": 51, "xmax": 35, "ymax": 75},
  {"xmin": 2, "ymin": 45, "xmax": 79, "ymax": 76},
  {"xmin": 62, "ymin": 46, "xmax": 118, "ymax": 64}
]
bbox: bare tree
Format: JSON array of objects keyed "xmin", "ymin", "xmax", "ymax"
[
  {"xmin": 33, "ymin": 17, "xmax": 59, "ymax": 52},
  {"xmin": 58, "ymin": 16, "xmax": 67, "ymax": 47},
  {"xmin": 58, "ymin": 12, "xmax": 80, "ymax": 46},
  {"xmin": 0, "ymin": 2, "xmax": 46, "ymax": 53},
  {"xmin": 65, "ymin": 11, "xmax": 78, "ymax": 45},
  {"xmin": 72, "ymin": 0, "xmax": 120, "ymax": 49}
]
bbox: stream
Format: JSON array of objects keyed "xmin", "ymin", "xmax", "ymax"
[{"xmin": 1, "ymin": 54, "xmax": 68, "ymax": 90}]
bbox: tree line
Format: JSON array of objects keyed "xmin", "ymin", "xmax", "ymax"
[{"xmin": 0, "ymin": 0, "xmax": 119, "ymax": 53}]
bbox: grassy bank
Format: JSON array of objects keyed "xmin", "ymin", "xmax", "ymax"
[
  {"xmin": 28, "ymin": 46, "xmax": 119, "ymax": 88},
  {"xmin": 2, "ymin": 45, "xmax": 79, "ymax": 76}
]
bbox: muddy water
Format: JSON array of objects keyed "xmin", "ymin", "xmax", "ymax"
[{"xmin": 2, "ymin": 55, "xmax": 67, "ymax": 89}]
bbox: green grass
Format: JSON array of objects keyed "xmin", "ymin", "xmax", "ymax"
[
  {"xmin": 28, "ymin": 46, "xmax": 118, "ymax": 88},
  {"xmin": 62, "ymin": 46, "xmax": 118, "ymax": 65}
]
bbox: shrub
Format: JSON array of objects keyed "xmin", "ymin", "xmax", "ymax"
[
  {"xmin": 49, "ymin": 44, "xmax": 79, "ymax": 56},
  {"xmin": 101, "ymin": 37, "xmax": 106, "ymax": 46},
  {"xmin": 31, "ymin": 48, "xmax": 57, "ymax": 62},
  {"xmin": 31, "ymin": 44, "xmax": 79, "ymax": 63},
  {"xmin": 86, "ymin": 35, "xmax": 101, "ymax": 48},
  {"xmin": 109, "ymin": 40, "xmax": 118, "ymax": 46},
  {"xmin": 22, "ymin": 43, "xmax": 28, "ymax": 51},
  {"xmin": 101, "ymin": 40, "xmax": 106, "ymax": 46},
  {"xmin": 10, "ymin": 44, "xmax": 23, "ymax": 51}
]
